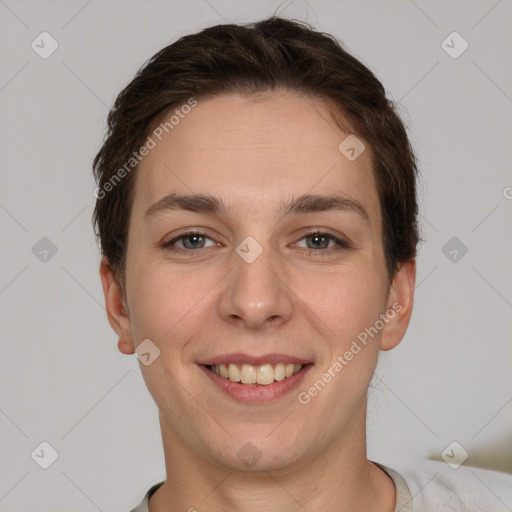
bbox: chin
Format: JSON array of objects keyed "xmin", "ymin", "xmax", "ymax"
[{"xmin": 205, "ymin": 429, "xmax": 307, "ymax": 472}]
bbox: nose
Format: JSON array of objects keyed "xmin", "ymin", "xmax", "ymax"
[{"xmin": 218, "ymin": 238, "xmax": 293, "ymax": 330}]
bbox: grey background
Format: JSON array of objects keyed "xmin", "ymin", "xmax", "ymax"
[{"xmin": 1, "ymin": 0, "xmax": 511, "ymax": 510}]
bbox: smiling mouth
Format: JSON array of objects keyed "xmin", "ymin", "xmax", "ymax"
[{"xmin": 206, "ymin": 363, "xmax": 305, "ymax": 385}]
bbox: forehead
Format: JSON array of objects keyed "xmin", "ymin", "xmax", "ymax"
[{"xmin": 132, "ymin": 91, "xmax": 380, "ymax": 226}]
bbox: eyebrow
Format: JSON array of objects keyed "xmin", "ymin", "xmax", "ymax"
[{"xmin": 144, "ymin": 192, "xmax": 370, "ymax": 224}]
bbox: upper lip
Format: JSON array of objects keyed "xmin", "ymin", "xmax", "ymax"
[{"xmin": 198, "ymin": 353, "xmax": 312, "ymax": 366}]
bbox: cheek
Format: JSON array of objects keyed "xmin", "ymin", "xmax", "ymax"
[
  {"xmin": 126, "ymin": 261, "xmax": 218, "ymax": 345},
  {"xmin": 295, "ymin": 263, "xmax": 388, "ymax": 339},
  {"xmin": 297, "ymin": 267, "xmax": 387, "ymax": 414}
]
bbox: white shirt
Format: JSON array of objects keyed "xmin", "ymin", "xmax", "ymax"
[{"xmin": 129, "ymin": 460, "xmax": 512, "ymax": 511}]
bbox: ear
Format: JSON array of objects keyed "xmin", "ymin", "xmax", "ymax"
[
  {"xmin": 99, "ymin": 257, "xmax": 135, "ymax": 355},
  {"xmin": 380, "ymin": 259, "xmax": 416, "ymax": 351}
]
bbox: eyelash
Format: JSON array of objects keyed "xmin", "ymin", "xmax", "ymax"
[{"xmin": 161, "ymin": 229, "xmax": 351, "ymax": 256}]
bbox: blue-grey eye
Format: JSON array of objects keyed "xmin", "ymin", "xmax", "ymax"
[{"xmin": 305, "ymin": 233, "xmax": 331, "ymax": 249}]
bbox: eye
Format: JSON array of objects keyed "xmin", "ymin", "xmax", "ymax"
[
  {"xmin": 162, "ymin": 231, "xmax": 217, "ymax": 252},
  {"xmin": 160, "ymin": 229, "xmax": 351, "ymax": 256},
  {"xmin": 295, "ymin": 230, "xmax": 350, "ymax": 252}
]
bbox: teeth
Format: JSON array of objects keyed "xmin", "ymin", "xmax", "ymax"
[
  {"xmin": 274, "ymin": 363, "xmax": 285, "ymax": 381},
  {"xmin": 219, "ymin": 363, "xmax": 229, "ymax": 378},
  {"xmin": 256, "ymin": 364, "xmax": 274, "ymax": 385},
  {"xmin": 228, "ymin": 363, "xmax": 241, "ymax": 382},
  {"xmin": 210, "ymin": 362, "xmax": 304, "ymax": 385},
  {"xmin": 240, "ymin": 364, "xmax": 257, "ymax": 384}
]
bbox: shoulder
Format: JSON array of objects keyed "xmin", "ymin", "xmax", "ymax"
[
  {"xmin": 394, "ymin": 460, "xmax": 512, "ymax": 511},
  {"xmin": 129, "ymin": 481, "xmax": 164, "ymax": 512}
]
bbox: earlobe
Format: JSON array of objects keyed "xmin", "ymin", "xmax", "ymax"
[
  {"xmin": 99, "ymin": 257, "xmax": 135, "ymax": 354},
  {"xmin": 380, "ymin": 259, "xmax": 416, "ymax": 351},
  {"xmin": 117, "ymin": 339, "xmax": 134, "ymax": 355}
]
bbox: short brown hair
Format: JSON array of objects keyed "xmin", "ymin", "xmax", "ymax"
[{"xmin": 92, "ymin": 16, "xmax": 420, "ymax": 288}]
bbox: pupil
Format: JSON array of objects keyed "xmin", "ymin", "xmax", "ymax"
[
  {"xmin": 309, "ymin": 234, "xmax": 327, "ymax": 249},
  {"xmin": 185, "ymin": 234, "xmax": 203, "ymax": 249}
]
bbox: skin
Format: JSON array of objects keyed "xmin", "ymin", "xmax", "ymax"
[{"xmin": 100, "ymin": 91, "xmax": 415, "ymax": 512}]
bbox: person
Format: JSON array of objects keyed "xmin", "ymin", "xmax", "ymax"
[{"xmin": 92, "ymin": 16, "xmax": 512, "ymax": 512}]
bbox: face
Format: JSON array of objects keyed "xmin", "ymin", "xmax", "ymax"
[{"xmin": 101, "ymin": 91, "xmax": 415, "ymax": 473}]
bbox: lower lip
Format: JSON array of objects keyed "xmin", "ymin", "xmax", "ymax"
[{"xmin": 199, "ymin": 364, "xmax": 313, "ymax": 404}]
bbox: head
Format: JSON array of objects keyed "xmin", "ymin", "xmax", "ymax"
[{"xmin": 93, "ymin": 17, "xmax": 418, "ymax": 472}]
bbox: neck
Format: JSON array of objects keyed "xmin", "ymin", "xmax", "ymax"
[{"xmin": 150, "ymin": 406, "xmax": 396, "ymax": 512}]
